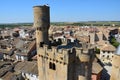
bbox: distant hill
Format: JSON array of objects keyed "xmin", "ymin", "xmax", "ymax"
[
  {"xmin": 51, "ymin": 21, "xmax": 120, "ymax": 26},
  {"xmin": 0, "ymin": 21, "xmax": 120, "ymax": 28},
  {"xmin": 0, "ymin": 23, "xmax": 33, "ymax": 28}
]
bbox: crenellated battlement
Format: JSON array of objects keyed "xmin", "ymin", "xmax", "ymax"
[
  {"xmin": 38, "ymin": 44, "xmax": 76, "ymax": 64},
  {"xmin": 37, "ymin": 44, "xmax": 94, "ymax": 64},
  {"xmin": 75, "ymin": 47, "xmax": 94, "ymax": 62}
]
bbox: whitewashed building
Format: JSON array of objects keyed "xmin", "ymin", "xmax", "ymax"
[
  {"xmin": 100, "ymin": 44, "xmax": 116, "ymax": 64},
  {"xmin": 14, "ymin": 61, "xmax": 38, "ymax": 80}
]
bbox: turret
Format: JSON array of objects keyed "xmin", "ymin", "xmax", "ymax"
[{"xmin": 33, "ymin": 5, "xmax": 50, "ymax": 45}]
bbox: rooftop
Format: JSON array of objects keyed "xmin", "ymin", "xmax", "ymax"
[
  {"xmin": 100, "ymin": 43, "xmax": 116, "ymax": 51},
  {"xmin": 92, "ymin": 62, "xmax": 103, "ymax": 74},
  {"xmin": 14, "ymin": 61, "xmax": 38, "ymax": 75}
]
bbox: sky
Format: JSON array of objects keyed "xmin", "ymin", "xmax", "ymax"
[{"xmin": 0, "ymin": 0, "xmax": 120, "ymax": 23}]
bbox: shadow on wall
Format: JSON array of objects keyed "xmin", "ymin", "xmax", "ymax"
[
  {"xmin": 71, "ymin": 56, "xmax": 92, "ymax": 80},
  {"xmin": 0, "ymin": 53, "xmax": 3, "ymax": 60},
  {"xmin": 100, "ymin": 68, "xmax": 110, "ymax": 80}
]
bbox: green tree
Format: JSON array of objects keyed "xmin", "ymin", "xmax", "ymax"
[
  {"xmin": 95, "ymin": 47, "xmax": 100, "ymax": 54},
  {"xmin": 110, "ymin": 37, "xmax": 120, "ymax": 48}
]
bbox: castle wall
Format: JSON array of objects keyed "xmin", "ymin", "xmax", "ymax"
[
  {"xmin": 111, "ymin": 54, "xmax": 120, "ymax": 80},
  {"xmin": 37, "ymin": 46, "xmax": 75, "ymax": 80},
  {"xmin": 37, "ymin": 44, "xmax": 94, "ymax": 80},
  {"xmin": 74, "ymin": 48, "xmax": 93, "ymax": 80},
  {"xmin": 37, "ymin": 54, "xmax": 68, "ymax": 80}
]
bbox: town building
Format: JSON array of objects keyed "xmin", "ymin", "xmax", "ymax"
[{"xmin": 99, "ymin": 43, "xmax": 116, "ymax": 64}]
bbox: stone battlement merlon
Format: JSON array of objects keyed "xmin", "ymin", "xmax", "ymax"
[
  {"xmin": 37, "ymin": 44, "xmax": 94, "ymax": 63},
  {"xmin": 38, "ymin": 44, "xmax": 77, "ymax": 64},
  {"xmin": 39, "ymin": 44, "xmax": 94, "ymax": 56}
]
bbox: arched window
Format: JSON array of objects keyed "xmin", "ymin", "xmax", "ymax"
[
  {"xmin": 49, "ymin": 62, "xmax": 56, "ymax": 70},
  {"xmin": 52, "ymin": 63, "xmax": 56, "ymax": 70}
]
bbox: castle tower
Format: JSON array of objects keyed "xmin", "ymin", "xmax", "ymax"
[
  {"xmin": 33, "ymin": 5, "xmax": 50, "ymax": 45},
  {"xmin": 34, "ymin": 5, "xmax": 94, "ymax": 80},
  {"xmin": 89, "ymin": 33, "xmax": 95, "ymax": 44},
  {"xmin": 96, "ymin": 31, "xmax": 103, "ymax": 41},
  {"xmin": 111, "ymin": 45, "xmax": 120, "ymax": 80}
]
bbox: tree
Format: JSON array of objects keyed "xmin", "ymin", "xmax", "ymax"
[
  {"xmin": 95, "ymin": 47, "xmax": 100, "ymax": 54},
  {"xmin": 110, "ymin": 36, "xmax": 120, "ymax": 48}
]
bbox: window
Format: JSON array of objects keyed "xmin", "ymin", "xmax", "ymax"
[
  {"xmin": 102, "ymin": 55, "xmax": 105, "ymax": 57},
  {"xmin": 37, "ymin": 27, "xmax": 39, "ymax": 30},
  {"xmin": 108, "ymin": 51, "xmax": 110, "ymax": 53},
  {"xmin": 39, "ymin": 42, "xmax": 44, "ymax": 47},
  {"xmin": 60, "ymin": 57, "xmax": 63, "ymax": 60},
  {"xmin": 38, "ymin": 55, "xmax": 41, "ymax": 57},
  {"xmin": 49, "ymin": 62, "xmax": 56, "ymax": 70},
  {"xmin": 49, "ymin": 62, "xmax": 52, "ymax": 69},
  {"xmin": 53, "ymin": 63, "xmax": 56, "ymax": 70},
  {"xmin": 107, "ymin": 55, "xmax": 109, "ymax": 59},
  {"xmin": 103, "ymin": 51, "xmax": 105, "ymax": 53}
]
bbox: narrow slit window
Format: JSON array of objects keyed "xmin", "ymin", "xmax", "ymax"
[{"xmin": 49, "ymin": 62, "xmax": 56, "ymax": 70}]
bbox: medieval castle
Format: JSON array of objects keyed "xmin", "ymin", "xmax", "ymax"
[{"xmin": 33, "ymin": 5, "xmax": 95, "ymax": 80}]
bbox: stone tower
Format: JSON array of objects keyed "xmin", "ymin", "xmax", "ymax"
[
  {"xmin": 96, "ymin": 31, "xmax": 103, "ymax": 41},
  {"xmin": 33, "ymin": 5, "xmax": 50, "ymax": 45},
  {"xmin": 89, "ymin": 33, "xmax": 95, "ymax": 44}
]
